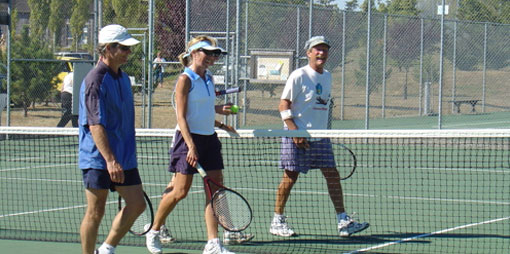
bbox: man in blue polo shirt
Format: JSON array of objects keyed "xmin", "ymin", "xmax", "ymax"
[{"xmin": 78, "ymin": 24, "xmax": 145, "ymax": 254}]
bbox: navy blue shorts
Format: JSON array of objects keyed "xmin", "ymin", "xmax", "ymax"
[
  {"xmin": 169, "ymin": 130, "xmax": 224, "ymax": 174},
  {"xmin": 82, "ymin": 168, "xmax": 142, "ymax": 191},
  {"xmin": 279, "ymin": 137, "xmax": 336, "ymax": 174}
]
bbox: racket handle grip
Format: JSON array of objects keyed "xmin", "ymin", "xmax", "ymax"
[
  {"xmin": 216, "ymin": 87, "xmax": 241, "ymax": 96},
  {"xmin": 196, "ymin": 163, "xmax": 207, "ymax": 178}
]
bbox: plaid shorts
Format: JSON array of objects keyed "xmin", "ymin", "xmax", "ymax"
[{"xmin": 279, "ymin": 137, "xmax": 336, "ymax": 174}]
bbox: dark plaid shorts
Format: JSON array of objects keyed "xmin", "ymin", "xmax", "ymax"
[{"xmin": 279, "ymin": 137, "xmax": 336, "ymax": 174}]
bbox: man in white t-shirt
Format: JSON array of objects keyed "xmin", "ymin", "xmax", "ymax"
[
  {"xmin": 270, "ymin": 36, "xmax": 369, "ymax": 238},
  {"xmin": 57, "ymin": 72, "xmax": 78, "ymax": 127}
]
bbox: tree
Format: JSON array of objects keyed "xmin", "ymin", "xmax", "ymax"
[
  {"xmin": 354, "ymin": 38, "xmax": 393, "ymax": 95},
  {"xmin": 450, "ymin": 0, "xmax": 510, "ymax": 70},
  {"xmin": 111, "ymin": 0, "xmax": 146, "ymax": 27},
  {"xmin": 360, "ymin": 0, "xmax": 378, "ymax": 12},
  {"xmin": 70, "ymin": 0, "xmax": 92, "ymax": 51},
  {"xmin": 385, "ymin": 0, "xmax": 421, "ymax": 99},
  {"xmin": 27, "ymin": 0, "xmax": 51, "ymax": 41},
  {"xmin": 102, "ymin": 0, "xmax": 116, "ymax": 24},
  {"xmin": 345, "ymin": 0, "xmax": 359, "ymax": 10},
  {"xmin": 387, "ymin": 0, "xmax": 420, "ymax": 16},
  {"xmin": 10, "ymin": 27, "xmax": 59, "ymax": 116},
  {"xmin": 48, "ymin": 0, "xmax": 69, "ymax": 49},
  {"xmin": 155, "ymin": 0, "xmax": 186, "ymax": 61},
  {"xmin": 457, "ymin": 0, "xmax": 495, "ymax": 23}
]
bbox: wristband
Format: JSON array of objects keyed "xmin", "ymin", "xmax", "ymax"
[{"xmin": 280, "ymin": 109, "xmax": 293, "ymax": 120}]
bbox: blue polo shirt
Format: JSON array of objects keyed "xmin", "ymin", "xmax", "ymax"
[{"xmin": 78, "ymin": 61, "xmax": 137, "ymax": 171}]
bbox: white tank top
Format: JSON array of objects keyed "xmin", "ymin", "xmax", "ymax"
[{"xmin": 175, "ymin": 67, "xmax": 216, "ymax": 135}]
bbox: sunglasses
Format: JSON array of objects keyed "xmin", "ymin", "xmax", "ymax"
[
  {"xmin": 112, "ymin": 43, "xmax": 131, "ymax": 51},
  {"xmin": 199, "ymin": 48, "xmax": 222, "ymax": 57}
]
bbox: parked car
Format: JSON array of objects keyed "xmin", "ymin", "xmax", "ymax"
[{"xmin": 54, "ymin": 52, "xmax": 93, "ymax": 60}]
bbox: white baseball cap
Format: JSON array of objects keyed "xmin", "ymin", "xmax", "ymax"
[
  {"xmin": 304, "ymin": 36, "xmax": 330, "ymax": 50},
  {"xmin": 98, "ymin": 24, "xmax": 140, "ymax": 46}
]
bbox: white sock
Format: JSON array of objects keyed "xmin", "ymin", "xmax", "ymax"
[
  {"xmin": 208, "ymin": 238, "xmax": 220, "ymax": 244},
  {"xmin": 337, "ymin": 212, "xmax": 348, "ymax": 222},
  {"xmin": 273, "ymin": 213, "xmax": 284, "ymax": 220},
  {"xmin": 98, "ymin": 243, "xmax": 115, "ymax": 254},
  {"xmin": 150, "ymin": 229, "xmax": 160, "ymax": 234}
]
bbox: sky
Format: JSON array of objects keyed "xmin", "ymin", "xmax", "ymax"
[{"xmin": 334, "ymin": 0, "xmax": 350, "ymax": 9}]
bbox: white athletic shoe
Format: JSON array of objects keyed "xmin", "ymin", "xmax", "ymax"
[
  {"xmin": 159, "ymin": 224, "xmax": 176, "ymax": 243},
  {"xmin": 338, "ymin": 215, "xmax": 369, "ymax": 237},
  {"xmin": 144, "ymin": 224, "xmax": 176, "ymax": 244},
  {"xmin": 269, "ymin": 215, "xmax": 296, "ymax": 237},
  {"xmin": 203, "ymin": 238, "xmax": 235, "ymax": 254},
  {"xmin": 145, "ymin": 229, "xmax": 163, "ymax": 254},
  {"xmin": 223, "ymin": 231, "xmax": 254, "ymax": 245}
]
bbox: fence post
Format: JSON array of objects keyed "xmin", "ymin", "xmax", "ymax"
[
  {"xmin": 482, "ymin": 22, "xmax": 487, "ymax": 113},
  {"xmin": 340, "ymin": 10, "xmax": 346, "ymax": 121},
  {"xmin": 365, "ymin": 0, "xmax": 372, "ymax": 129},
  {"xmin": 451, "ymin": 20, "xmax": 457, "ymax": 113},
  {"xmin": 381, "ymin": 14, "xmax": 387, "ymax": 119},
  {"xmin": 437, "ymin": 0, "xmax": 446, "ymax": 129},
  {"xmin": 419, "ymin": 18, "xmax": 424, "ymax": 116}
]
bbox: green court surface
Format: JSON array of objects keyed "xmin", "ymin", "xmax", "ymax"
[
  {"xmin": 1, "ymin": 127, "xmax": 509, "ymax": 253},
  {"xmin": 251, "ymin": 111, "xmax": 510, "ymax": 130},
  {"xmin": 0, "ymin": 239, "xmax": 203, "ymax": 253}
]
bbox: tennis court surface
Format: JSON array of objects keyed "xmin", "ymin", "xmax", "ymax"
[{"xmin": 1, "ymin": 127, "xmax": 509, "ymax": 253}]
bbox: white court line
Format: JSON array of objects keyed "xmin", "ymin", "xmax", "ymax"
[
  {"xmin": 446, "ymin": 120, "xmax": 510, "ymax": 128},
  {"xmin": 0, "ymin": 189, "xmax": 204, "ymax": 219},
  {"xmin": 0, "ymin": 177, "xmax": 81, "ymax": 184},
  {"xmin": 2, "ymin": 175, "xmax": 507, "ymax": 207},
  {"xmin": 236, "ymin": 187, "xmax": 510, "ymax": 205},
  {"xmin": 345, "ymin": 216, "xmax": 510, "ymax": 254},
  {"xmin": 428, "ymin": 167, "xmax": 510, "ymax": 174},
  {"xmin": 0, "ymin": 163, "xmax": 75, "ymax": 172}
]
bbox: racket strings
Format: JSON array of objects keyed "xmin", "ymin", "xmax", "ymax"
[{"xmin": 212, "ymin": 189, "xmax": 252, "ymax": 231}]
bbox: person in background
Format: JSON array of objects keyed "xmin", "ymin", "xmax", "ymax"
[
  {"xmin": 153, "ymin": 52, "xmax": 166, "ymax": 88},
  {"xmin": 270, "ymin": 36, "xmax": 369, "ymax": 238},
  {"xmin": 145, "ymin": 35, "xmax": 252, "ymax": 254},
  {"xmin": 78, "ymin": 24, "xmax": 145, "ymax": 254},
  {"xmin": 56, "ymin": 71, "xmax": 78, "ymax": 127}
]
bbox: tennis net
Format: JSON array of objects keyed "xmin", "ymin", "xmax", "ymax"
[{"xmin": 1, "ymin": 127, "xmax": 509, "ymax": 254}]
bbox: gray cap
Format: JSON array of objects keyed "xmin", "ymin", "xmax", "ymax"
[{"xmin": 304, "ymin": 36, "xmax": 330, "ymax": 50}]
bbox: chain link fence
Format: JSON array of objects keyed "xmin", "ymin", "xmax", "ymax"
[{"xmin": 1, "ymin": 0, "xmax": 509, "ymax": 129}]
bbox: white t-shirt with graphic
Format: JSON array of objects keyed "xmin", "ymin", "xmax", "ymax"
[{"xmin": 280, "ymin": 64, "xmax": 331, "ymax": 130}]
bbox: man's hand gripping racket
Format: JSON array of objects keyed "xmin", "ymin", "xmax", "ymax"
[{"xmin": 196, "ymin": 163, "xmax": 252, "ymax": 232}]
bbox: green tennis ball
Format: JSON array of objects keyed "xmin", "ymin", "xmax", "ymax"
[{"xmin": 231, "ymin": 105, "xmax": 239, "ymax": 114}]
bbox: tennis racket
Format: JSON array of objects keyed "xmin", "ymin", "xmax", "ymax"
[
  {"xmin": 171, "ymin": 86, "xmax": 241, "ymax": 109},
  {"xmin": 333, "ymin": 143, "xmax": 357, "ymax": 180},
  {"xmin": 118, "ymin": 191, "xmax": 154, "ymax": 236},
  {"xmin": 196, "ymin": 163, "xmax": 252, "ymax": 232}
]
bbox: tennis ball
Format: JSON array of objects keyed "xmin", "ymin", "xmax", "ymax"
[{"xmin": 231, "ymin": 105, "xmax": 239, "ymax": 114}]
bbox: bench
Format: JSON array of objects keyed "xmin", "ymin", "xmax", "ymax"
[{"xmin": 449, "ymin": 99, "xmax": 480, "ymax": 113}]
